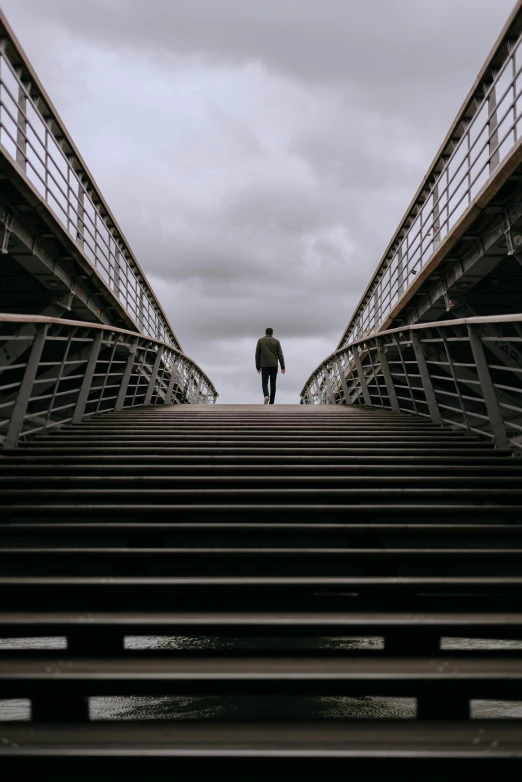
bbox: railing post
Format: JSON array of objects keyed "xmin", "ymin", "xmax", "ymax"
[
  {"xmin": 468, "ymin": 325, "xmax": 509, "ymax": 448},
  {"xmin": 76, "ymin": 182, "xmax": 85, "ymax": 247},
  {"xmin": 114, "ymin": 339, "xmax": 138, "ymax": 412},
  {"xmin": 4, "ymin": 325, "xmax": 47, "ymax": 449},
  {"xmin": 352, "ymin": 347, "xmax": 372, "ymax": 406},
  {"xmin": 165, "ymin": 354, "xmax": 179, "ymax": 404},
  {"xmin": 72, "ymin": 330, "xmax": 103, "ymax": 423},
  {"xmin": 195, "ymin": 374, "xmax": 204, "ymax": 405},
  {"xmin": 335, "ymin": 356, "xmax": 352, "ymax": 405},
  {"xmin": 16, "ymin": 83, "xmax": 27, "ymax": 172},
  {"xmin": 313, "ymin": 378, "xmax": 323, "ymax": 404},
  {"xmin": 488, "ymin": 86, "xmax": 500, "ymax": 173},
  {"xmin": 144, "ymin": 346, "xmax": 164, "ymax": 406},
  {"xmin": 377, "ymin": 338, "xmax": 400, "ymax": 413},
  {"xmin": 411, "ymin": 331, "xmax": 441, "ymax": 424},
  {"xmin": 323, "ymin": 364, "xmax": 336, "ymax": 405}
]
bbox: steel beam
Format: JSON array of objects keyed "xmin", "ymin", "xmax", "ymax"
[
  {"xmin": 377, "ymin": 339, "xmax": 400, "ymax": 413},
  {"xmin": 411, "ymin": 331, "xmax": 441, "ymax": 424},
  {"xmin": 4, "ymin": 325, "xmax": 47, "ymax": 448},
  {"xmin": 164, "ymin": 356, "xmax": 179, "ymax": 404},
  {"xmin": 352, "ymin": 348, "xmax": 372, "ymax": 406},
  {"xmin": 144, "ymin": 346, "xmax": 164, "ymax": 406},
  {"xmin": 468, "ymin": 325, "xmax": 509, "ymax": 449},
  {"xmin": 72, "ymin": 330, "xmax": 103, "ymax": 423},
  {"xmin": 323, "ymin": 364, "xmax": 336, "ymax": 405},
  {"xmin": 488, "ymin": 87, "xmax": 500, "ymax": 173},
  {"xmin": 16, "ymin": 84, "xmax": 27, "ymax": 172},
  {"xmin": 335, "ymin": 357, "xmax": 352, "ymax": 405},
  {"xmin": 114, "ymin": 339, "xmax": 138, "ymax": 412}
]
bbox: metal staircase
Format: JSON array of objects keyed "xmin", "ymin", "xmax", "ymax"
[{"xmin": 1, "ymin": 404, "xmax": 522, "ymax": 774}]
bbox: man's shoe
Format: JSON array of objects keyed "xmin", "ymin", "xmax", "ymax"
[{"xmin": 264, "ymin": 396, "xmax": 269, "ymax": 404}]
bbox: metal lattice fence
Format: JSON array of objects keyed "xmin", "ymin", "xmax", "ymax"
[
  {"xmin": 301, "ymin": 315, "xmax": 522, "ymax": 451},
  {"xmin": 0, "ymin": 315, "xmax": 218, "ymax": 448}
]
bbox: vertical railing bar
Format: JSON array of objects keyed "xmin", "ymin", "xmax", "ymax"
[
  {"xmin": 16, "ymin": 80, "xmax": 27, "ymax": 172},
  {"xmin": 377, "ymin": 337, "xmax": 400, "ymax": 413},
  {"xmin": 323, "ymin": 363, "xmax": 336, "ymax": 405},
  {"xmin": 72, "ymin": 329, "xmax": 103, "ymax": 423},
  {"xmin": 489, "ymin": 84, "xmax": 499, "ymax": 173},
  {"xmin": 352, "ymin": 347, "xmax": 372, "ymax": 407},
  {"xmin": 468, "ymin": 325, "xmax": 509, "ymax": 449},
  {"xmin": 165, "ymin": 353, "xmax": 179, "ymax": 404},
  {"xmin": 114, "ymin": 338, "xmax": 138, "ymax": 412},
  {"xmin": 313, "ymin": 378, "xmax": 323, "ymax": 405},
  {"xmin": 411, "ymin": 331, "xmax": 442, "ymax": 425},
  {"xmin": 366, "ymin": 342, "xmax": 385, "ymax": 407},
  {"xmin": 439, "ymin": 329, "xmax": 470, "ymax": 432},
  {"xmin": 4, "ymin": 325, "xmax": 47, "ymax": 449},
  {"xmin": 94, "ymin": 334, "xmax": 119, "ymax": 414},
  {"xmin": 45, "ymin": 327, "xmax": 75, "ymax": 425},
  {"xmin": 392, "ymin": 334, "xmax": 419, "ymax": 416},
  {"xmin": 131, "ymin": 342, "xmax": 149, "ymax": 406},
  {"xmin": 144, "ymin": 346, "xmax": 164, "ymax": 406},
  {"xmin": 195, "ymin": 373, "xmax": 204, "ymax": 405},
  {"xmin": 44, "ymin": 123, "xmax": 50, "ymax": 204},
  {"xmin": 335, "ymin": 356, "xmax": 352, "ymax": 405}
]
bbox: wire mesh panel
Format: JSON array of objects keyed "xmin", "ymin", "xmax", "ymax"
[
  {"xmin": 301, "ymin": 315, "xmax": 522, "ymax": 451},
  {"xmin": 0, "ymin": 316, "xmax": 218, "ymax": 448}
]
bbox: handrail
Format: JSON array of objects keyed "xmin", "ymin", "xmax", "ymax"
[
  {"xmin": 337, "ymin": 0, "xmax": 522, "ymax": 349},
  {"xmin": 306, "ymin": 313, "xmax": 522, "ymax": 374},
  {"xmin": 301, "ymin": 314, "xmax": 522, "ymax": 451},
  {"xmin": 0, "ymin": 315, "xmax": 218, "ymax": 448},
  {"xmin": 0, "ymin": 10, "xmax": 181, "ymax": 349}
]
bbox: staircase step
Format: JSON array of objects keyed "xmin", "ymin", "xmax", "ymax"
[
  {"xmin": 1, "ymin": 609, "xmax": 521, "ymax": 637},
  {"xmin": 1, "ymin": 720, "xmax": 521, "ymax": 772},
  {"xmin": 2, "ymin": 656, "xmax": 522, "ymax": 699}
]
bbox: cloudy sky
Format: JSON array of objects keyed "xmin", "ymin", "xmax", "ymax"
[{"xmin": 2, "ymin": 0, "xmax": 517, "ymax": 403}]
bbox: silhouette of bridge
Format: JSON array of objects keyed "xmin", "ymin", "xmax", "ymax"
[{"xmin": 1, "ymin": 2, "xmax": 522, "ymax": 778}]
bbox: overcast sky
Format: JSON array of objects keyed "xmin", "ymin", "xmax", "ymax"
[{"xmin": 1, "ymin": 0, "xmax": 517, "ymax": 403}]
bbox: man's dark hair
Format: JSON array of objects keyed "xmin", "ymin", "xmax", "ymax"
[{"xmin": 265, "ymin": 327, "xmax": 273, "ymax": 335}]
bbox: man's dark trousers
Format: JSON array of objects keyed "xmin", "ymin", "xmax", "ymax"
[{"xmin": 261, "ymin": 367, "xmax": 278, "ymax": 404}]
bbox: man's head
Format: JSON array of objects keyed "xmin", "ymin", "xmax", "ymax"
[{"xmin": 265, "ymin": 327, "xmax": 273, "ymax": 336}]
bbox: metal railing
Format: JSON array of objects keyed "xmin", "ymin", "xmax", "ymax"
[
  {"xmin": 338, "ymin": 0, "xmax": 522, "ymax": 349},
  {"xmin": 0, "ymin": 11, "xmax": 180, "ymax": 349},
  {"xmin": 0, "ymin": 315, "xmax": 218, "ymax": 448},
  {"xmin": 301, "ymin": 315, "xmax": 522, "ymax": 451}
]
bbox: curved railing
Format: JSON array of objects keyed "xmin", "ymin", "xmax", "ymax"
[
  {"xmin": 0, "ymin": 315, "xmax": 218, "ymax": 448},
  {"xmin": 0, "ymin": 11, "xmax": 180, "ymax": 349},
  {"xmin": 301, "ymin": 314, "xmax": 522, "ymax": 450},
  {"xmin": 338, "ymin": 0, "xmax": 522, "ymax": 349}
]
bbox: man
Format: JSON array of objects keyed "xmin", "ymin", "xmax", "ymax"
[{"xmin": 255, "ymin": 327, "xmax": 285, "ymax": 405}]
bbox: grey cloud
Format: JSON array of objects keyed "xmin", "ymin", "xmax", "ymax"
[{"xmin": 9, "ymin": 0, "xmax": 515, "ymax": 99}]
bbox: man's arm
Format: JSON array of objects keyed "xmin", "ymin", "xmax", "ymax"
[
  {"xmin": 255, "ymin": 339, "xmax": 261, "ymax": 372},
  {"xmin": 277, "ymin": 341, "xmax": 285, "ymax": 373}
]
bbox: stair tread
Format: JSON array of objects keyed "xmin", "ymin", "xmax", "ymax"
[
  {"xmin": 1, "ymin": 720, "xmax": 521, "ymax": 758},
  {"xmin": 3, "ymin": 656, "xmax": 522, "ymax": 677},
  {"xmin": 1, "ymin": 609, "xmax": 522, "ymax": 627}
]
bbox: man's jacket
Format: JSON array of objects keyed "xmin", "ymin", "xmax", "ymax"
[{"xmin": 255, "ymin": 336, "xmax": 285, "ymax": 370}]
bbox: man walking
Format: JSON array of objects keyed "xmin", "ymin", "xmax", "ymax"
[{"xmin": 255, "ymin": 327, "xmax": 285, "ymax": 405}]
